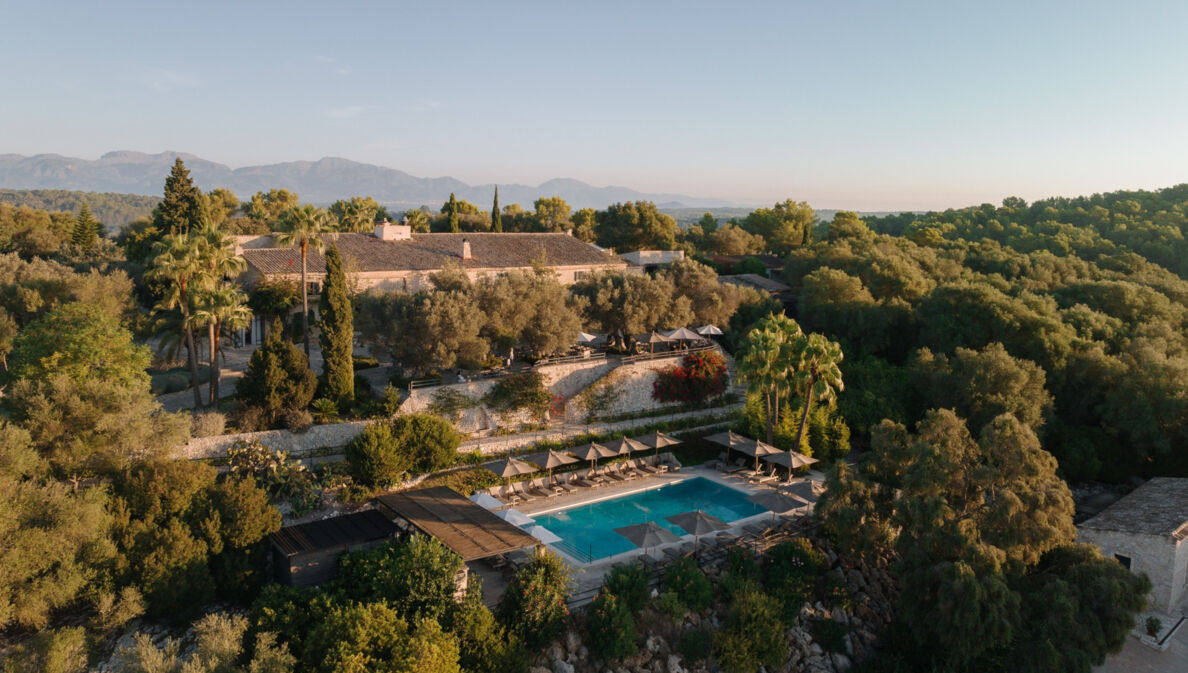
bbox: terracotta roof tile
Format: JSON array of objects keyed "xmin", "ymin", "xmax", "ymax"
[{"xmin": 243, "ymin": 232, "xmax": 623, "ymax": 275}]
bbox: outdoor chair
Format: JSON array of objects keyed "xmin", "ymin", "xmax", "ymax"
[
  {"xmin": 599, "ymin": 465, "xmax": 629, "ymax": 483},
  {"xmin": 512, "ymin": 482, "xmax": 538, "ymax": 502},
  {"xmin": 750, "ymin": 466, "xmax": 779, "ymax": 484},
  {"xmin": 553, "ymin": 474, "xmax": 578, "ymax": 493},
  {"xmin": 528, "ymin": 479, "xmax": 555, "ymax": 499},
  {"xmin": 636, "ymin": 459, "xmax": 661, "ymax": 476}
]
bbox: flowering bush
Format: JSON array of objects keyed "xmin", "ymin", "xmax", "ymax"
[
  {"xmin": 652, "ymin": 350, "xmax": 729, "ymax": 404},
  {"xmin": 498, "ymin": 550, "xmax": 572, "ymax": 650},
  {"xmin": 585, "ymin": 591, "xmax": 637, "ymax": 660},
  {"xmin": 663, "ymin": 557, "xmax": 713, "ymax": 612}
]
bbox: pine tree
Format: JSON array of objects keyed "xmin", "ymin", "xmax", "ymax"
[
  {"xmin": 70, "ymin": 203, "xmax": 100, "ymax": 249},
  {"xmin": 448, "ymin": 192, "xmax": 460, "ymax": 233},
  {"xmin": 318, "ymin": 244, "xmax": 355, "ymax": 407},
  {"xmin": 492, "ymin": 186, "xmax": 502, "ymax": 233},
  {"xmin": 153, "ymin": 158, "xmax": 209, "ymax": 235}
]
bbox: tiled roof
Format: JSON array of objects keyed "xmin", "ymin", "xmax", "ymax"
[
  {"xmin": 720, "ymin": 274, "xmax": 792, "ymax": 293},
  {"xmin": 1079, "ymin": 477, "xmax": 1188, "ymax": 540},
  {"xmin": 242, "ymin": 232, "xmax": 623, "ymax": 275}
]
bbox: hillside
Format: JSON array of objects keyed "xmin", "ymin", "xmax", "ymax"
[
  {"xmin": 0, "ymin": 151, "xmax": 739, "ymax": 210},
  {"xmin": 0, "ymin": 188, "xmax": 159, "ymax": 227}
]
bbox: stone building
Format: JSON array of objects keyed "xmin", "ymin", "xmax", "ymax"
[
  {"xmin": 1077, "ymin": 477, "xmax": 1188, "ymax": 613},
  {"xmin": 233, "ymin": 222, "xmax": 627, "ymax": 342}
]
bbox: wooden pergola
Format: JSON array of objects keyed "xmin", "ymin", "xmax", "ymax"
[{"xmin": 375, "ymin": 486, "xmax": 540, "ymax": 561}]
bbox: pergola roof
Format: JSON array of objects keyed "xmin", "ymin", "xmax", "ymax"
[{"xmin": 375, "ymin": 487, "xmax": 540, "ymax": 561}]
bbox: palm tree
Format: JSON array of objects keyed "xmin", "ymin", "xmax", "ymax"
[
  {"xmin": 791, "ymin": 333, "xmax": 845, "ymax": 452},
  {"xmin": 276, "ymin": 205, "xmax": 336, "ymax": 358},
  {"xmin": 195, "ymin": 224, "xmax": 247, "ymax": 281},
  {"xmin": 736, "ymin": 314, "xmax": 802, "ymax": 443},
  {"xmin": 148, "ymin": 232, "xmax": 205, "ymax": 409},
  {"xmin": 192, "ymin": 283, "xmax": 252, "ymax": 406}
]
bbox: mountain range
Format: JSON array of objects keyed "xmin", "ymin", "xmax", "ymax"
[{"xmin": 0, "ymin": 151, "xmax": 738, "ymax": 210}]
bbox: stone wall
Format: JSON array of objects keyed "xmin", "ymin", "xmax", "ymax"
[
  {"xmin": 1077, "ymin": 527, "xmax": 1185, "ymax": 612},
  {"xmin": 177, "ymin": 420, "xmax": 372, "ymax": 461}
]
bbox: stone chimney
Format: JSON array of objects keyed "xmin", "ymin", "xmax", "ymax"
[
  {"xmin": 461, "ymin": 238, "xmax": 472, "ymax": 260},
  {"xmin": 374, "ymin": 220, "xmax": 412, "ymax": 241}
]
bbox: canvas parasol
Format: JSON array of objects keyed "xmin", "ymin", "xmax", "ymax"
[
  {"xmin": 663, "ymin": 327, "xmax": 703, "ymax": 341},
  {"xmin": 763, "ymin": 450, "xmax": 819, "ymax": 480},
  {"xmin": 696, "ymin": 324, "xmax": 724, "ymax": 336},
  {"xmin": 577, "ymin": 331, "xmax": 601, "ymax": 345},
  {"xmin": 747, "ymin": 490, "xmax": 810, "ymax": 521},
  {"xmin": 603, "ymin": 437, "xmax": 649, "ymax": 456},
  {"xmin": 468, "ymin": 492, "xmax": 503, "ymax": 510},
  {"xmin": 780, "ymin": 479, "xmax": 821, "ymax": 506},
  {"xmin": 495, "ymin": 508, "xmax": 536, "ymax": 526},
  {"xmin": 634, "ymin": 431, "xmax": 682, "ymax": 459},
  {"xmin": 571, "ymin": 442, "xmax": 617, "ymax": 469},
  {"xmin": 665, "ymin": 510, "xmax": 730, "ymax": 555},
  {"xmin": 636, "ymin": 331, "xmax": 672, "ymax": 353},
  {"xmin": 525, "ymin": 525, "xmax": 563, "ymax": 545},
  {"xmin": 733, "ymin": 437, "xmax": 781, "ymax": 471},
  {"xmin": 523, "ymin": 449, "xmax": 578, "ymax": 477},
  {"xmin": 485, "ymin": 457, "xmax": 539, "ymax": 485},
  {"xmin": 614, "ymin": 521, "xmax": 681, "ymax": 560}
]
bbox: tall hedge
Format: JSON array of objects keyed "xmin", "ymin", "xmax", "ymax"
[{"xmin": 236, "ymin": 318, "xmax": 316, "ymax": 425}]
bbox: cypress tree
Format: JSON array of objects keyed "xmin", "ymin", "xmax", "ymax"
[
  {"xmin": 153, "ymin": 158, "xmax": 208, "ymax": 235},
  {"xmin": 318, "ymin": 244, "xmax": 355, "ymax": 407},
  {"xmin": 492, "ymin": 186, "xmax": 502, "ymax": 233},
  {"xmin": 448, "ymin": 192, "xmax": 459, "ymax": 233},
  {"xmin": 71, "ymin": 203, "xmax": 101, "ymax": 249}
]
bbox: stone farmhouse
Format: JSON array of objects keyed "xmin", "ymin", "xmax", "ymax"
[
  {"xmin": 1078, "ymin": 477, "xmax": 1188, "ymax": 614},
  {"xmin": 233, "ymin": 222, "xmax": 628, "ymax": 343}
]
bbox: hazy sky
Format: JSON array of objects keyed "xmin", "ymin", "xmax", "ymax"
[{"xmin": 3, "ymin": 1, "xmax": 1186, "ymax": 210}]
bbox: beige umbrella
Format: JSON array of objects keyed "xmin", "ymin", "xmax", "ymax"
[
  {"xmin": 666, "ymin": 510, "xmax": 730, "ymax": 555},
  {"xmin": 485, "ymin": 457, "xmax": 540, "ymax": 485},
  {"xmin": 634, "ymin": 431, "xmax": 682, "ymax": 459},
  {"xmin": 763, "ymin": 450, "xmax": 819, "ymax": 480},
  {"xmin": 614, "ymin": 521, "xmax": 681, "ymax": 561},
  {"xmin": 733, "ymin": 437, "xmax": 781, "ymax": 471},
  {"xmin": 636, "ymin": 331, "xmax": 672, "ymax": 353},
  {"xmin": 780, "ymin": 479, "xmax": 821, "ymax": 505},
  {"xmin": 663, "ymin": 327, "xmax": 703, "ymax": 341},
  {"xmin": 696, "ymin": 324, "xmax": 723, "ymax": 336},
  {"xmin": 604, "ymin": 437, "xmax": 649, "ymax": 456},
  {"xmin": 747, "ymin": 490, "xmax": 810, "ymax": 522},
  {"xmin": 571, "ymin": 442, "xmax": 617, "ymax": 469},
  {"xmin": 524, "ymin": 449, "xmax": 579, "ymax": 477}
]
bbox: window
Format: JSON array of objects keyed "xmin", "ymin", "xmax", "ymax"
[
  {"xmin": 574, "ymin": 270, "xmax": 589, "ymax": 281},
  {"xmin": 1114, "ymin": 554, "xmax": 1132, "ymax": 570},
  {"xmin": 306, "ymin": 281, "xmax": 321, "ymax": 295}
]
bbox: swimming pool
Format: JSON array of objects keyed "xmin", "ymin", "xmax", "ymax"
[{"xmin": 529, "ymin": 476, "xmax": 767, "ymax": 562}]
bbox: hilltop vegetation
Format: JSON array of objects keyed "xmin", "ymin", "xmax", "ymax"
[{"xmin": 0, "ymin": 189, "xmax": 159, "ymax": 228}]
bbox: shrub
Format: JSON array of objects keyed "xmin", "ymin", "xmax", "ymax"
[
  {"xmin": 344, "ymin": 422, "xmax": 409, "ymax": 487},
  {"xmin": 353, "ymin": 356, "xmax": 380, "ymax": 370},
  {"xmin": 662, "ymin": 557, "xmax": 713, "ymax": 612},
  {"xmin": 282, "ymin": 408, "xmax": 313, "ymax": 433},
  {"xmin": 655, "ymin": 591, "xmax": 686, "ymax": 621},
  {"xmin": 452, "ymin": 582, "xmax": 530, "ymax": 673},
  {"xmin": 498, "ymin": 550, "xmax": 572, "ymax": 650},
  {"xmin": 381, "ymin": 383, "xmax": 404, "ymax": 416},
  {"xmin": 586, "ymin": 591, "xmax": 637, "ymax": 661},
  {"xmin": 226, "ymin": 440, "xmax": 319, "ymax": 512},
  {"xmin": 236, "ymin": 318, "xmax": 316, "ymax": 426},
  {"xmin": 714, "ymin": 587, "xmax": 788, "ymax": 673},
  {"xmin": 390, "ymin": 413, "xmax": 461, "ymax": 473},
  {"xmin": 652, "ymin": 350, "xmax": 729, "ymax": 404},
  {"xmin": 484, "ymin": 372, "xmax": 551, "ymax": 419},
  {"xmin": 336, "ymin": 536, "xmax": 464, "ymax": 624},
  {"xmin": 677, "ymin": 627, "xmax": 712, "ymax": 663},
  {"xmin": 429, "ymin": 388, "xmax": 480, "ymax": 423},
  {"xmin": 191, "ymin": 411, "xmax": 226, "ymax": 438},
  {"xmin": 234, "ymin": 405, "xmax": 268, "ymax": 433},
  {"xmin": 1146, "ymin": 616, "xmax": 1163, "ymax": 637},
  {"xmin": 717, "ymin": 547, "xmax": 761, "ymax": 602},
  {"xmin": 311, "ymin": 398, "xmax": 340, "ymax": 424},
  {"xmin": 603, "ymin": 562, "xmax": 651, "ymax": 615},
  {"xmin": 763, "ymin": 539, "xmax": 827, "ymax": 623}
]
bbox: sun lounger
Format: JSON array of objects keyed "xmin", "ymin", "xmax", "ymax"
[
  {"xmin": 553, "ymin": 475, "xmax": 578, "ymax": 493},
  {"xmin": 512, "ymin": 483, "xmax": 538, "ymax": 502},
  {"xmin": 600, "ymin": 466, "xmax": 629, "ymax": 483},
  {"xmin": 634, "ymin": 459, "xmax": 661, "ymax": 476}
]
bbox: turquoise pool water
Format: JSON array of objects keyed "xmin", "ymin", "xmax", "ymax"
[{"xmin": 529, "ymin": 476, "xmax": 766, "ymax": 562}]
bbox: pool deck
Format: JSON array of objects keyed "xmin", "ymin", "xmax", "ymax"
[{"xmin": 504, "ymin": 464, "xmax": 825, "ymax": 603}]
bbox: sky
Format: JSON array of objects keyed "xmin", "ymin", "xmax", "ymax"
[{"xmin": 2, "ymin": 1, "xmax": 1187, "ymax": 210}]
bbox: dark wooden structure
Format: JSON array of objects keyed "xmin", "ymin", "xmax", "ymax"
[
  {"xmin": 375, "ymin": 486, "xmax": 539, "ymax": 561},
  {"xmin": 269, "ymin": 509, "xmax": 398, "ymax": 587}
]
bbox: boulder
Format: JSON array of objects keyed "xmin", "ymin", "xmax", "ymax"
[
  {"xmin": 666, "ymin": 654, "xmax": 685, "ymax": 673},
  {"xmin": 552, "ymin": 659, "xmax": 575, "ymax": 673}
]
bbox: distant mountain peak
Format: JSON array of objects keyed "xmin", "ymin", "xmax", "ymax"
[{"xmin": 0, "ymin": 151, "xmax": 738, "ymax": 210}]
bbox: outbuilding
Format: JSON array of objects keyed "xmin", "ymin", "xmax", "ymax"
[
  {"xmin": 269, "ymin": 509, "xmax": 399, "ymax": 587},
  {"xmin": 1078, "ymin": 477, "xmax": 1188, "ymax": 613}
]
